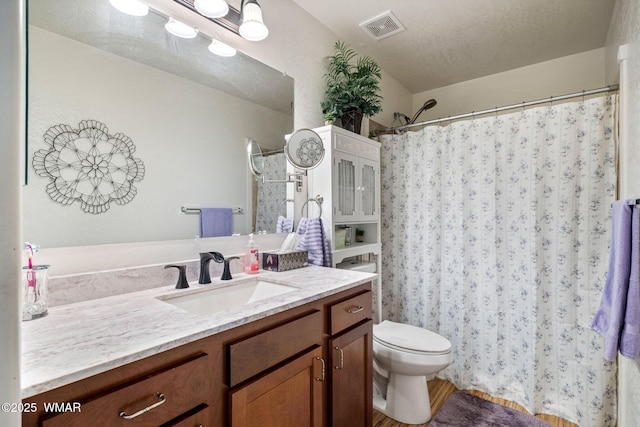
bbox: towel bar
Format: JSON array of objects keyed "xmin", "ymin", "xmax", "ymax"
[{"xmin": 181, "ymin": 207, "xmax": 244, "ymax": 214}]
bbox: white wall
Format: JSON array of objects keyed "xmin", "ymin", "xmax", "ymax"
[
  {"xmin": 411, "ymin": 48, "xmax": 605, "ymax": 121},
  {"xmin": 25, "ymin": 27, "xmax": 292, "ymax": 247},
  {"xmin": 0, "ymin": 1, "xmax": 23, "ymax": 424},
  {"xmin": 604, "ymin": 0, "xmax": 640, "ymax": 425}
]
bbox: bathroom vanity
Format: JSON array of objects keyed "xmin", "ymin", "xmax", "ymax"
[{"xmin": 20, "ymin": 266, "xmax": 374, "ymax": 427}]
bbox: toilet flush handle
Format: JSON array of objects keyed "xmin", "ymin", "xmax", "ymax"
[{"xmin": 333, "ymin": 346, "xmax": 344, "ymax": 370}]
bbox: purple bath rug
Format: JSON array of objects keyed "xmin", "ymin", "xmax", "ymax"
[{"xmin": 429, "ymin": 392, "xmax": 551, "ymax": 427}]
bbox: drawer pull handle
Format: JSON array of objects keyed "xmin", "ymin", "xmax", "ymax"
[
  {"xmin": 314, "ymin": 356, "xmax": 326, "ymax": 381},
  {"xmin": 347, "ymin": 305, "xmax": 364, "ymax": 314},
  {"xmin": 119, "ymin": 393, "xmax": 166, "ymax": 420},
  {"xmin": 334, "ymin": 346, "xmax": 344, "ymax": 370}
]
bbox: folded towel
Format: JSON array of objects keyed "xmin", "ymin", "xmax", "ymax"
[
  {"xmin": 296, "ymin": 217, "xmax": 331, "ymax": 267},
  {"xmin": 276, "ymin": 215, "xmax": 294, "ymax": 233},
  {"xmin": 199, "ymin": 208, "xmax": 233, "ymax": 238},
  {"xmin": 592, "ymin": 200, "xmax": 639, "ymax": 361}
]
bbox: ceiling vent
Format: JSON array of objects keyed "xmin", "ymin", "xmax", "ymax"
[{"xmin": 359, "ymin": 11, "xmax": 405, "ymax": 41}]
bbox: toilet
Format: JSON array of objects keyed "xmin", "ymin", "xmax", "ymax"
[
  {"xmin": 373, "ymin": 320, "xmax": 452, "ymax": 424},
  {"xmin": 337, "ymin": 259, "xmax": 453, "ymax": 424}
]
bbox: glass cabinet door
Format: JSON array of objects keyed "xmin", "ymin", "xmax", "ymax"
[
  {"xmin": 359, "ymin": 159, "xmax": 378, "ymax": 220},
  {"xmin": 334, "ymin": 153, "xmax": 358, "ymax": 222},
  {"xmin": 333, "ymin": 152, "xmax": 379, "ymax": 222}
]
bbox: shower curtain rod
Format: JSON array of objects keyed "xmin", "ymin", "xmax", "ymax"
[{"xmin": 387, "ymin": 84, "xmax": 619, "ymax": 132}]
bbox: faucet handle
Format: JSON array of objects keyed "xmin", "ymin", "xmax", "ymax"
[
  {"xmin": 164, "ymin": 264, "xmax": 189, "ymax": 289},
  {"xmin": 221, "ymin": 257, "xmax": 240, "ymax": 280}
]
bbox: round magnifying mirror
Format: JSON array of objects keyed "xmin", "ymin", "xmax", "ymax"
[
  {"xmin": 285, "ymin": 129, "xmax": 325, "ymax": 170},
  {"xmin": 246, "ymin": 139, "xmax": 264, "ymax": 177}
]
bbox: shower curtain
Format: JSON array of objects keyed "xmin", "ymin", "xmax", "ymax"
[
  {"xmin": 380, "ymin": 95, "xmax": 618, "ymax": 426},
  {"xmin": 255, "ymin": 153, "xmax": 287, "ymax": 233}
]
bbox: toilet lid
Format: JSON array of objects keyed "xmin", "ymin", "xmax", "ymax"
[{"xmin": 374, "ymin": 320, "xmax": 451, "ymax": 354}]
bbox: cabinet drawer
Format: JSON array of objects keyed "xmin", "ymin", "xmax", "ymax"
[
  {"xmin": 41, "ymin": 353, "xmax": 209, "ymax": 427},
  {"xmin": 330, "ymin": 291, "xmax": 372, "ymax": 335},
  {"xmin": 228, "ymin": 310, "xmax": 322, "ymax": 387}
]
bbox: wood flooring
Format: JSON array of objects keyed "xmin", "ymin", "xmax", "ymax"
[{"xmin": 372, "ymin": 378, "xmax": 578, "ymax": 427}]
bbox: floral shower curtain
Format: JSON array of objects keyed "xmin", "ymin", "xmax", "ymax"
[
  {"xmin": 255, "ymin": 153, "xmax": 287, "ymax": 233},
  {"xmin": 380, "ymin": 95, "xmax": 618, "ymax": 426}
]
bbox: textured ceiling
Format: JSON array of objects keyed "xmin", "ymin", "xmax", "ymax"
[{"xmin": 292, "ymin": 0, "xmax": 617, "ymax": 93}]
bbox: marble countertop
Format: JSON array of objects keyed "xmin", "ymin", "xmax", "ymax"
[{"xmin": 21, "ymin": 265, "xmax": 376, "ymax": 399}]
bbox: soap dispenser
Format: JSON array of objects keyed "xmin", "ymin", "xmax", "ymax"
[{"xmin": 245, "ymin": 234, "xmax": 259, "ymax": 274}]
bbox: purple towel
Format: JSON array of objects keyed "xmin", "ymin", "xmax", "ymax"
[
  {"xmin": 592, "ymin": 200, "xmax": 640, "ymax": 361},
  {"xmin": 296, "ymin": 217, "xmax": 331, "ymax": 267},
  {"xmin": 199, "ymin": 208, "xmax": 233, "ymax": 238},
  {"xmin": 276, "ymin": 215, "xmax": 294, "ymax": 234},
  {"xmin": 621, "ymin": 204, "xmax": 640, "ymax": 358}
]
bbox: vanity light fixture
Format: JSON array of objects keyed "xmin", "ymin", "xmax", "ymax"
[
  {"xmin": 109, "ymin": 0, "xmax": 149, "ymax": 16},
  {"xmin": 165, "ymin": 18, "xmax": 198, "ymax": 38},
  {"xmin": 239, "ymin": 0, "xmax": 268, "ymax": 41},
  {"xmin": 194, "ymin": 0, "xmax": 229, "ymax": 18},
  {"xmin": 208, "ymin": 39, "xmax": 237, "ymax": 57}
]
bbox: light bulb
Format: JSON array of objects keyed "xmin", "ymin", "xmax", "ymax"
[
  {"xmin": 239, "ymin": 1, "xmax": 268, "ymax": 41},
  {"xmin": 194, "ymin": 0, "xmax": 229, "ymax": 18},
  {"xmin": 208, "ymin": 40, "xmax": 237, "ymax": 57},
  {"xmin": 165, "ymin": 18, "xmax": 198, "ymax": 39},
  {"xmin": 109, "ymin": 0, "xmax": 149, "ymax": 17}
]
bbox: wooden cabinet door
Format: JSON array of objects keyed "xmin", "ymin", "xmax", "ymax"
[
  {"xmin": 329, "ymin": 320, "xmax": 373, "ymax": 427},
  {"xmin": 229, "ymin": 347, "xmax": 324, "ymax": 427}
]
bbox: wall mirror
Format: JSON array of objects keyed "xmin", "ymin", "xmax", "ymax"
[{"xmin": 24, "ymin": 0, "xmax": 294, "ymax": 248}]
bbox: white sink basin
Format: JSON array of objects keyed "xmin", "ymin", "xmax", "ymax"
[{"xmin": 161, "ymin": 279, "xmax": 299, "ymax": 315}]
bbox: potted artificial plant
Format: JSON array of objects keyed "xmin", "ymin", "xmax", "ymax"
[{"xmin": 321, "ymin": 41, "xmax": 383, "ymax": 134}]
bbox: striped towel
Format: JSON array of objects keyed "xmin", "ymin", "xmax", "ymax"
[
  {"xmin": 276, "ymin": 215, "xmax": 294, "ymax": 233},
  {"xmin": 296, "ymin": 217, "xmax": 331, "ymax": 267}
]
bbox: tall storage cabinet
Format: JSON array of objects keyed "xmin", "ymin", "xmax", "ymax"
[{"xmin": 307, "ymin": 125, "xmax": 382, "ymax": 319}]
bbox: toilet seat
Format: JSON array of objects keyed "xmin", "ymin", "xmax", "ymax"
[{"xmin": 374, "ymin": 320, "xmax": 451, "ymax": 355}]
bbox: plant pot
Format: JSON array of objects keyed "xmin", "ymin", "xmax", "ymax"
[{"xmin": 340, "ymin": 110, "xmax": 363, "ymax": 134}]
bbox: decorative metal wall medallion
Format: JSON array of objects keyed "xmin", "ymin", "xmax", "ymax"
[{"xmin": 32, "ymin": 120, "xmax": 145, "ymax": 214}]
